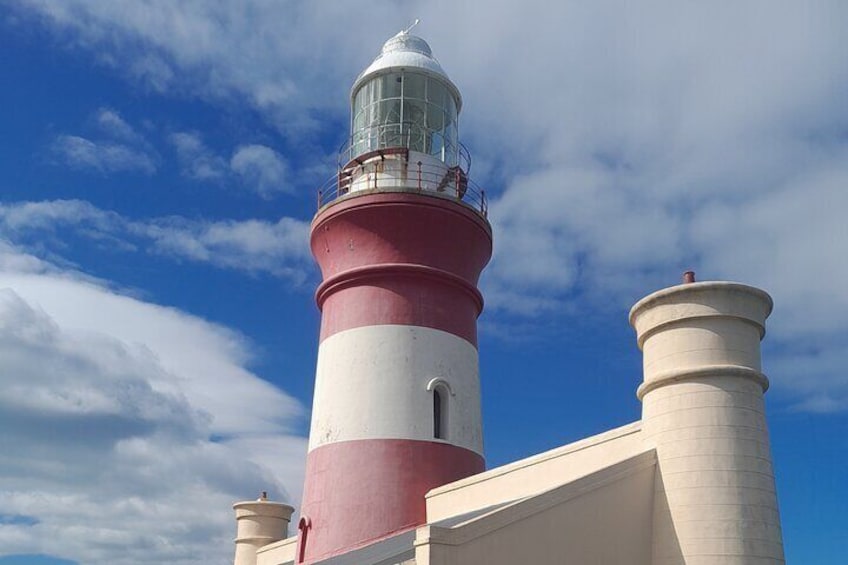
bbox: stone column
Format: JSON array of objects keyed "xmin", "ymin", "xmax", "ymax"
[
  {"xmin": 233, "ymin": 496, "xmax": 294, "ymax": 565},
  {"xmin": 630, "ymin": 281, "xmax": 784, "ymax": 564}
]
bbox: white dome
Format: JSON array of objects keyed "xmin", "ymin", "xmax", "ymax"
[
  {"xmin": 351, "ymin": 31, "xmax": 462, "ymax": 112},
  {"xmin": 381, "ymin": 32, "xmax": 433, "ymax": 57}
]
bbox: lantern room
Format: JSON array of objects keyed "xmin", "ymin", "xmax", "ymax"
[
  {"xmin": 348, "ymin": 31, "xmax": 461, "ymax": 166},
  {"xmin": 318, "ymin": 26, "xmax": 487, "ymax": 217}
]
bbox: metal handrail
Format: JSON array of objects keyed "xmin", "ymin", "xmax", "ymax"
[
  {"xmin": 317, "ymin": 155, "xmax": 487, "ymax": 217},
  {"xmin": 338, "ymin": 123, "xmax": 471, "ymax": 173}
]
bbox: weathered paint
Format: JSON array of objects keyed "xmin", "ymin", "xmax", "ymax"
[{"xmin": 300, "ymin": 439, "xmax": 484, "ymax": 564}]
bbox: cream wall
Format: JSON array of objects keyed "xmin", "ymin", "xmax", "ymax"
[
  {"xmin": 415, "ymin": 452, "xmax": 656, "ymax": 565},
  {"xmin": 425, "ymin": 421, "xmax": 645, "ymax": 522},
  {"xmin": 255, "ymin": 536, "xmax": 296, "ymax": 565}
]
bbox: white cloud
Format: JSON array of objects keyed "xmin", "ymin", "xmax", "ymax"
[
  {"xmin": 685, "ymin": 161, "xmax": 848, "ymax": 411},
  {"xmin": 137, "ymin": 216, "xmax": 311, "ymax": 281},
  {"xmin": 0, "ymin": 244, "xmax": 307, "ymax": 564},
  {"xmin": 129, "ymin": 53, "xmax": 176, "ymax": 93},
  {"xmin": 230, "ymin": 144, "xmax": 290, "ymax": 197},
  {"xmin": 50, "ymin": 108, "xmax": 158, "ymax": 176},
  {"xmin": 0, "ymin": 3, "xmax": 845, "ymax": 563},
  {"xmin": 170, "ymin": 135, "xmax": 292, "ymax": 197},
  {"xmin": 51, "ymin": 134, "xmax": 157, "ymax": 175},
  {"xmin": 0, "ymin": 200, "xmax": 312, "ymax": 282},
  {"xmin": 169, "ymin": 131, "xmax": 228, "ymax": 181},
  {"xmin": 0, "ymin": 199, "xmax": 115, "ymax": 233},
  {"xmin": 94, "ymin": 107, "xmax": 142, "ymax": 143},
  {"xmin": 10, "ymin": 0, "xmax": 408, "ymax": 135},
  {"xmin": 12, "ymin": 1, "xmax": 848, "ymax": 415}
]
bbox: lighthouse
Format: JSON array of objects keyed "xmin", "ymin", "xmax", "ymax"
[{"xmin": 297, "ymin": 28, "xmax": 491, "ymax": 563}]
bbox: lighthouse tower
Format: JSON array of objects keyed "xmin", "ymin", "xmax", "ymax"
[{"xmin": 297, "ymin": 29, "xmax": 492, "ymax": 563}]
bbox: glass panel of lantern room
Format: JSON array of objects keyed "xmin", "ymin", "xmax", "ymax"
[
  {"xmin": 433, "ymin": 79, "xmax": 458, "ymax": 165},
  {"xmin": 404, "ymin": 99, "xmax": 427, "ymax": 153},
  {"xmin": 404, "ymin": 73, "xmax": 426, "ymax": 101},
  {"xmin": 426, "ymin": 103, "xmax": 444, "ymax": 161},
  {"xmin": 369, "ymin": 78, "xmax": 381, "ymax": 105},
  {"xmin": 350, "ymin": 122, "xmax": 362, "ymax": 160},
  {"xmin": 384, "ymin": 72, "xmax": 403, "ymax": 98},
  {"xmin": 377, "ymin": 98, "xmax": 402, "ymax": 148},
  {"xmin": 349, "ymin": 72, "xmax": 460, "ymax": 161},
  {"xmin": 427, "ymin": 79, "xmax": 446, "ymax": 110},
  {"xmin": 351, "ymin": 83, "xmax": 371, "ymax": 157},
  {"xmin": 427, "ymin": 104, "xmax": 445, "ymax": 133},
  {"xmin": 444, "ymin": 121, "xmax": 458, "ymax": 166},
  {"xmin": 446, "ymin": 90, "xmax": 457, "ymax": 119}
]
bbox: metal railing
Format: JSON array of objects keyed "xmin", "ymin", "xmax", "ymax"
[
  {"xmin": 338, "ymin": 123, "xmax": 471, "ymax": 172},
  {"xmin": 317, "ymin": 154, "xmax": 487, "ymax": 217}
]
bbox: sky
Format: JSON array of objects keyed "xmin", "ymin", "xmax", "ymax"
[{"xmin": 0, "ymin": 1, "xmax": 846, "ymax": 563}]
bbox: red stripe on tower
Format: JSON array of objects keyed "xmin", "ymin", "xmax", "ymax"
[{"xmin": 313, "ymin": 192, "xmax": 491, "ymax": 346}]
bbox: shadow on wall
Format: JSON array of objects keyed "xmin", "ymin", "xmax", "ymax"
[{"xmin": 652, "ymin": 469, "xmax": 685, "ymax": 564}]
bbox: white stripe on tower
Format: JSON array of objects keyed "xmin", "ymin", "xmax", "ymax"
[{"xmin": 310, "ymin": 324, "xmax": 483, "ymax": 454}]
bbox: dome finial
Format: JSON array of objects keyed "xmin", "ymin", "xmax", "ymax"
[{"xmin": 402, "ymin": 18, "xmax": 420, "ymax": 35}]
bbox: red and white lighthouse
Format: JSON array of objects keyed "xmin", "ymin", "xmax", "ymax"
[{"xmin": 296, "ymin": 29, "xmax": 492, "ymax": 563}]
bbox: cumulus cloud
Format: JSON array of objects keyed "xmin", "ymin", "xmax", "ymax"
[
  {"xmin": 8, "ymin": 0, "xmax": 405, "ymax": 135},
  {"xmin": 137, "ymin": 215, "xmax": 311, "ymax": 280},
  {"xmin": 12, "ymin": 1, "xmax": 848, "ymax": 415},
  {"xmin": 6, "ymin": 6, "xmax": 848, "ymax": 560},
  {"xmin": 169, "ymin": 133, "xmax": 292, "ymax": 196},
  {"xmin": 685, "ymin": 161, "xmax": 848, "ymax": 411},
  {"xmin": 50, "ymin": 108, "xmax": 158, "ymax": 175},
  {"xmin": 19, "ymin": 0, "xmax": 845, "ymax": 295},
  {"xmin": 230, "ymin": 144, "xmax": 290, "ymax": 197},
  {"xmin": 51, "ymin": 134, "xmax": 157, "ymax": 175},
  {"xmin": 169, "ymin": 131, "xmax": 228, "ymax": 181},
  {"xmin": 0, "ymin": 200, "xmax": 312, "ymax": 282},
  {"xmin": 0, "ymin": 244, "xmax": 307, "ymax": 564},
  {"xmin": 442, "ymin": 2, "xmax": 848, "ymax": 412},
  {"xmin": 0, "ymin": 200, "xmax": 116, "ymax": 233},
  {"xmin": 459, "ymin": 2, "xmax": 846, "ymax": 416},
  {"xmin": 94, "ymin": 107, "xmax": 143, "ymax": 143},
  {"xmin": 169, "ymin": 134, "xmax": 292, "ymax": 196}
]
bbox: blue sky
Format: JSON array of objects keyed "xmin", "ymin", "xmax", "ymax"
[{"xmin": 0, "ymin": 2, "xmax": 846, "ymax": 564}]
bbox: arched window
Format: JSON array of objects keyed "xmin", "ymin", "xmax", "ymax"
[
  {"xmin": 427, "ymin": 378, "xmax": 452, "ymax": 441},
  {"xmin": 434, "ymin": 389, "xmax": 443, "ymax": 439},
  {"xmin": 433, "ymin": 387, "xmax": 449, "ymax": 440}
]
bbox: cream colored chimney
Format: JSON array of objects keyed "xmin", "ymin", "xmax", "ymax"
[
  {"xmin": 233, "ymin": 494, "xmax": 294, "ymax": 565},
  {"xmin": 630, "ymin": 279, "xmax": 784, "ymax": 564}
]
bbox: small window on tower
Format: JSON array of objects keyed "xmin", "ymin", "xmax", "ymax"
[{"xmin": 433, "ymin": 388, "xmax": 447, "ymax": 440}]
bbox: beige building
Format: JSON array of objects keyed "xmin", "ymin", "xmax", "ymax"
[
  {"xmin": 231, "ymin": 30, "xmax": 785, "ymax": 565},
  {"xmin": 234, "ymin": 278, "xmax": 785, "ymax": 565}
]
